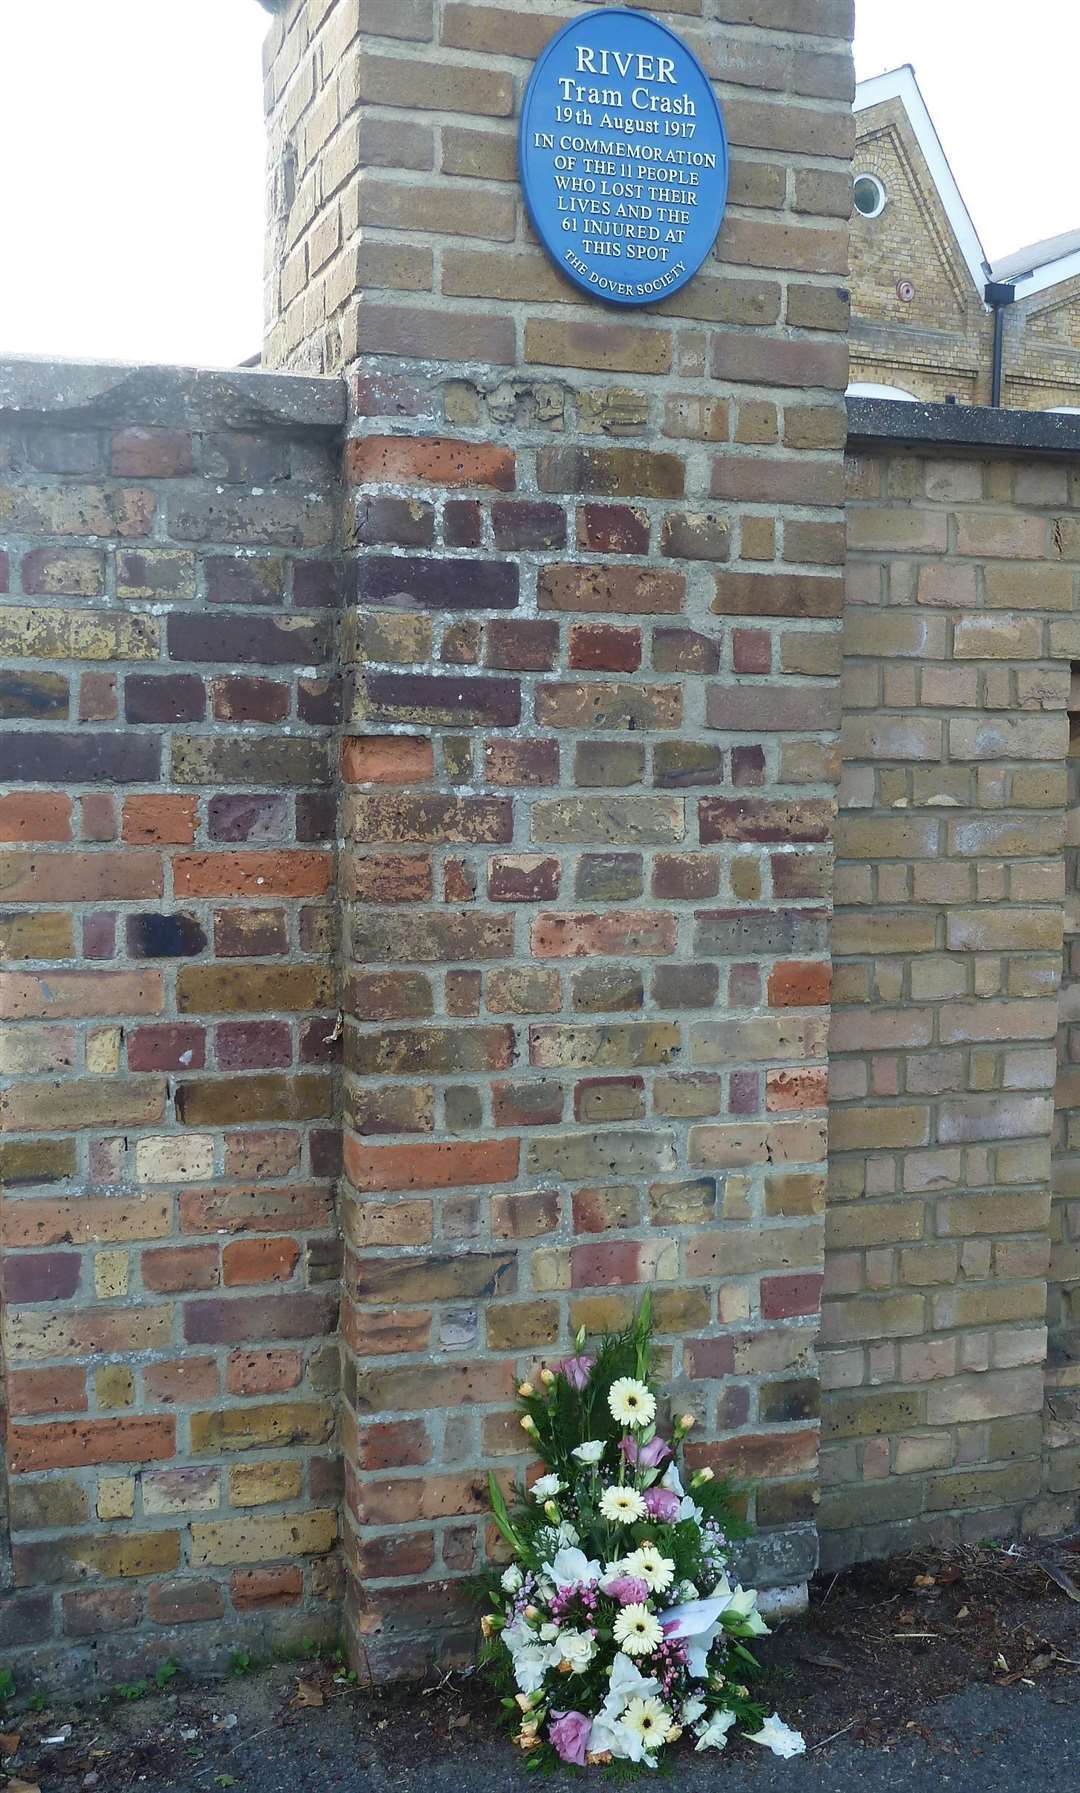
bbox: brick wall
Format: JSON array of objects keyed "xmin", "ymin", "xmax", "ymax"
[
  {"xmin": 825, "ymin": 438, "xmax": 1076, "ymax": 1561},
  {"xmin": 262, "ymin": 0, "xmax": 857, "ymax": 1673},
  {"xmin": 0, "ymin": 362, "xmax": 346, "ymax": 1684}
]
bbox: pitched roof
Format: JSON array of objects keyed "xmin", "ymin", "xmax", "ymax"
[
  {"xmin": 856, "ymin": 65, "xmax": 1080, "ymax": 306},
  {"xmin": 854, "ymin": 65, "xmax": 989, "ymax": 297}
]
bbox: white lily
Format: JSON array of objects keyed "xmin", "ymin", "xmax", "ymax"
[
  {"xmin": 694, "ymin": 1709, "xmax": 737, "ymax": 1752},
  {"xmin": 745, "ymin": 1712, "xmax": 806, "ymax": 1758},
  {"xmin": 682, "ymin": 1694, "xmax": 707, "ymax": 1726},
  {"xmin": 717, "ymin": 1581, "xmax": 770, "ymax": 1636},
  {"xmin": 589, "ymin": 1711, "xmax": 646, "ymax": 1762},
  {"xmin": 656, "ymin": 1583, "xmax": 737, "ymax": 1678},
  {"xmin": 604, "ymin": 1651, "xmax": 661, "ymax": 1716},
  {"xmin": 510, "ymin": 1645, "xmax": 552, "ymax": 1695},
  {"xmin": 542, "ymin": 1545, "xmax": 601, "ymax": 1590}
]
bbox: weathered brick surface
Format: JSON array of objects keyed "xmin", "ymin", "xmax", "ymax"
[
  {"xmin": 0, "ymin": 366, "xmax": 345, "ymax": 1676},
  {"xmin": 824, "ymin": 445, "xmax": 1071, "ymax": 1566},
  {"xmin": 261, "ymin": 0, "xmax": 853, "ymax": 1674}
]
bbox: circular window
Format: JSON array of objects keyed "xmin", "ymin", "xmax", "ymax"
[{"xmin": 854, "ymin": 174, "xmax": 886, "ymax": 219}]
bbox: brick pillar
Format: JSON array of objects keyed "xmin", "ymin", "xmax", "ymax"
[{"xmin": 263, "ymin": 0, "xmax": 855, "ymax": 1675}]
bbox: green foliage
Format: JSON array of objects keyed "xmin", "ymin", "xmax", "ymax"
[
  {"xmin": 26, "ymin": 1692, "xmax": 47, "ymax": 1712},
  {"xmin": 228, "ymin": 1650, "xmax": 254, "ymax": 1677},
  {"xmin": 154, "ymin": 1658, "xmax": 181, "ymax": 1689},
  {"xmin": 0, "ymin": 1667, "xmax": 14, "ymax": 1705},
  {"xmin": 114, "ymin": 1680, "xmax": 149, "ymax": 1702}
]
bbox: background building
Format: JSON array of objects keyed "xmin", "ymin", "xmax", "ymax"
[{"xmin": 852, "ymin": 66, "xmax": 1080, "ymax": 410}]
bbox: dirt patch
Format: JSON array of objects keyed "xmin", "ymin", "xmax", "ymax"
[{"xmin": 3, "ymin": 1540, "xmax": 1080, "ymax": 1789}]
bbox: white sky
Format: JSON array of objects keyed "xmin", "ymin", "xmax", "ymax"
[{"xmin": 0, "ymin": 1, "xmax": 1077, "ymax": 367}]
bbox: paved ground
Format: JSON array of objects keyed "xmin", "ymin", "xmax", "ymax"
[
  {"xmin": 9, "ymin": 1670, "xmax": 1072, "ymax": 1793},
  {"xmin": 8, "ymin": 1543, "xmax": 1080, "ymax": 1791},
  {"xmin": 143, "ymin": 1678, "xmax": 1079, "ymax": 1792}
]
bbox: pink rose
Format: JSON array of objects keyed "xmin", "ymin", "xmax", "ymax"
[
  {"xmin": 643, "ymin": 1487, "xmax": 680, "ymax": 1523},
  {"xmin": 557, "ymin": 1354, "xmax": 595, "ymax": 1391},
  {"xmin": 621, "ymin": 1433, "xmax": 670, "ymax": 1468},
  {"xmin": 602, "ymin": 1575, "xmax": 650, "ymax": 1605},
  {"xmin": 549, "ymin": 1710, "xmax": 592, "ymax": 1765}
]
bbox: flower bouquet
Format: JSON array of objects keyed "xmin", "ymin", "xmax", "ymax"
[{"xmin": 475, "ymin": 1296, "xmax": 805, "ymax": 1769}]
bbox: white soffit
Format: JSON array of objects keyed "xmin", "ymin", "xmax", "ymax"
[{"xmin": 855, "ymin": 66, "xmax": 990, "ymax": 301}]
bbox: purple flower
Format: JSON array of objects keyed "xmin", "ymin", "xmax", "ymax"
[
  {"xmin": 643, "ymin": 1487, "xmax": 681, "ymax": 1523},
  {"xmin": 557, "ymin": 1354, "xmax": 595, "ymax": 1391},
  {"xmin": 601, "ymin": 1574, "xmax": 650, "ymax": 1605},
  {"xmin": 621, "ymin": 1433, "xmax": 671, "ymax": 1468},
  {"xmin": 549, "ymin": 1711, "xmax": 592, "ymax": 1765}
]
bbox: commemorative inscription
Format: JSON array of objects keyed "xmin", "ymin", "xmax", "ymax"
[{"xmin": 519, "ymin": 8, "xmax": 729, "ymax": 307}]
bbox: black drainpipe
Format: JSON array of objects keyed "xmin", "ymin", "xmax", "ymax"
[{"xmin": 985, "ymin": 279, "xmax": 1016, "ymax": 407}]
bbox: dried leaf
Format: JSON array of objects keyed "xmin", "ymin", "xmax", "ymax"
[
  {"xmin": 796, "ymin": 1651, "xmax": 846, "ymax": 1672},
  {"xmin": 6, "ymin": 1779, "xmax": 41, "ymax": 1793},
  {"xmin": 1041, "ymin": 1562, "xmax": 1080, "ymax": 1604},
  {"xmin": 291, "ymin": 1681, "xmax": 324, "ymax": 1709},
  {"xmin": 913, "ymin": 1574, "xmax": 936, "ymax": 1589},
  {"xmin": 0, "ymin": 1738, "xmax": 19, "ymax": 1758},
  {"xmin": 956, "ymin": 1605, "xmax": 971, "ymax": 1621}
]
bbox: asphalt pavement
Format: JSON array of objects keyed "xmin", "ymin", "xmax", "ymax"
[{"xmin": 142, "ymin": 1678, "xmax": 1077, "ymax": 1793}]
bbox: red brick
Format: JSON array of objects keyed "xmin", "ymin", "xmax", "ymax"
[
  {"xmin": 63, "ymin": 1587, "xmax": 142, "ymax": 1635},
  {"xmin": 761, "ymin": 1273, "xmax": 824, "ymax": 1319},
  {"xmin": 122, "ymin": 795, "xmax": 198, "ymax": 845},
  {"xmin": 128, "ymin": 1024, "xmax": 206, "ymax": 1072},
  {"xmin": 346, "ymin": 436, "xmax": 514, "ymax": 491},
  {"xmin": 142, "ymin": 1246, "xmax": 220, "ymax": 1294},
  {"xmin": 149, "ymin": 1579, "xmax": 225, "ymax": 1625},
  {"xmin": 0, "ymin": 794, "xmax": 72, "ymax": 842},
  {"xmin": 230, "ymin": 1566, "xmax": 303, "ymax": 1610},
  {"xmin": 732, "ymin": 628, "xmax": 772, "ymax": 674},
  {"xmin": 111, "ymin": 427, "xmax": 193, "ymax": 476},
  {"xmin": 8, "ymin": 1416, "xmax": 175, "ymax": 1473},
  {"xmin": 143, "ymin": 1358, "xmax": 220, "ymax": 1403},
  {"xmin": 768, "ymin": 961, "xmax": 831, "ymax": 1007},
  {"xmin": 357, "ymin": 1419, "xmax": 431, "ymax": 1471},
  {"xmin": 226, "ymin": 1350, "xmax": 303, "ymax": 1396},
  {"xmin": 174, "ymin": 852, "xmax": 332, "ymax": 898},
  {"xmin": 8, "ymin": 1366, "xmax": 88, "ymax": 1417},
  {"xmin": 344, "ymin": 1137, "xmax": 520, "ymax": 1193},
  {"xmin": 342, "ymin": 735, "xmax": 434, "ymax": 784},
  {"xmin": 222, "ymin": 1238, "xmax": 301, "ymax": 1286},
  {"xmin": 568, "ymin": 623, "xmax": 642, "ymax": 672}
]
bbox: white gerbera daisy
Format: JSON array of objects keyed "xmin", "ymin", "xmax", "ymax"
[
  {"xmin": 599, "ymin": 1485, "xmax": 647, "ymax": 1525},
  {"xmin": 608, "ymin": 1377, "xmax": 656, "ymax": 1429},
  {"xmin": 613, "ymin": 1604, "xmax": 664, "ymax": 1657},
  {"xmin": 624, "ymin": 1544, "xmax": 676, "ymax": 1595},
  {"xmin": 530, "ymin": 1473, "xmax": 563, "ymax": 1501},
  {"xmin": 622, "ymin": 1697, "xmax": 670, "ymax": 1748}
]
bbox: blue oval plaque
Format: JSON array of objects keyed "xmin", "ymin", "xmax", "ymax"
[{"xmin": 519, "ymin": 7, "xmax": 728, "ymax": 308}]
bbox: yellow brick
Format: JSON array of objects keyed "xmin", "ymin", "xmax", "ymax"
[
  {"xmin": 94, "ymin": 1251, "xmax": 129, "ymax": 1300},
  {"xmin": 228, "ymin": 1461, "xmax": 304, "ymax": 1508},
  {"xmin": 97, "ymin": 1476, "xmax": 135, "ymax": 1520},
  {"xmin": 96, "ymin": 1366, "xmax": 135, "ymax": 1409},
  {"xmin": 189, "ymin": 1508, "xmax": 337, "ymax": 1567},
  {"xmin": 87, "ymin": 1026, "xmax": 122, "ymax": 1074}
]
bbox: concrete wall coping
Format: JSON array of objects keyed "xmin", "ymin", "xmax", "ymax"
[
  {"xmin": 0, "ymin": 356, "xmax": 347, "ymax": 434},
  {"xmin": 848, "ymin": 394, "xmax": 1080, "ymax": 458}
]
